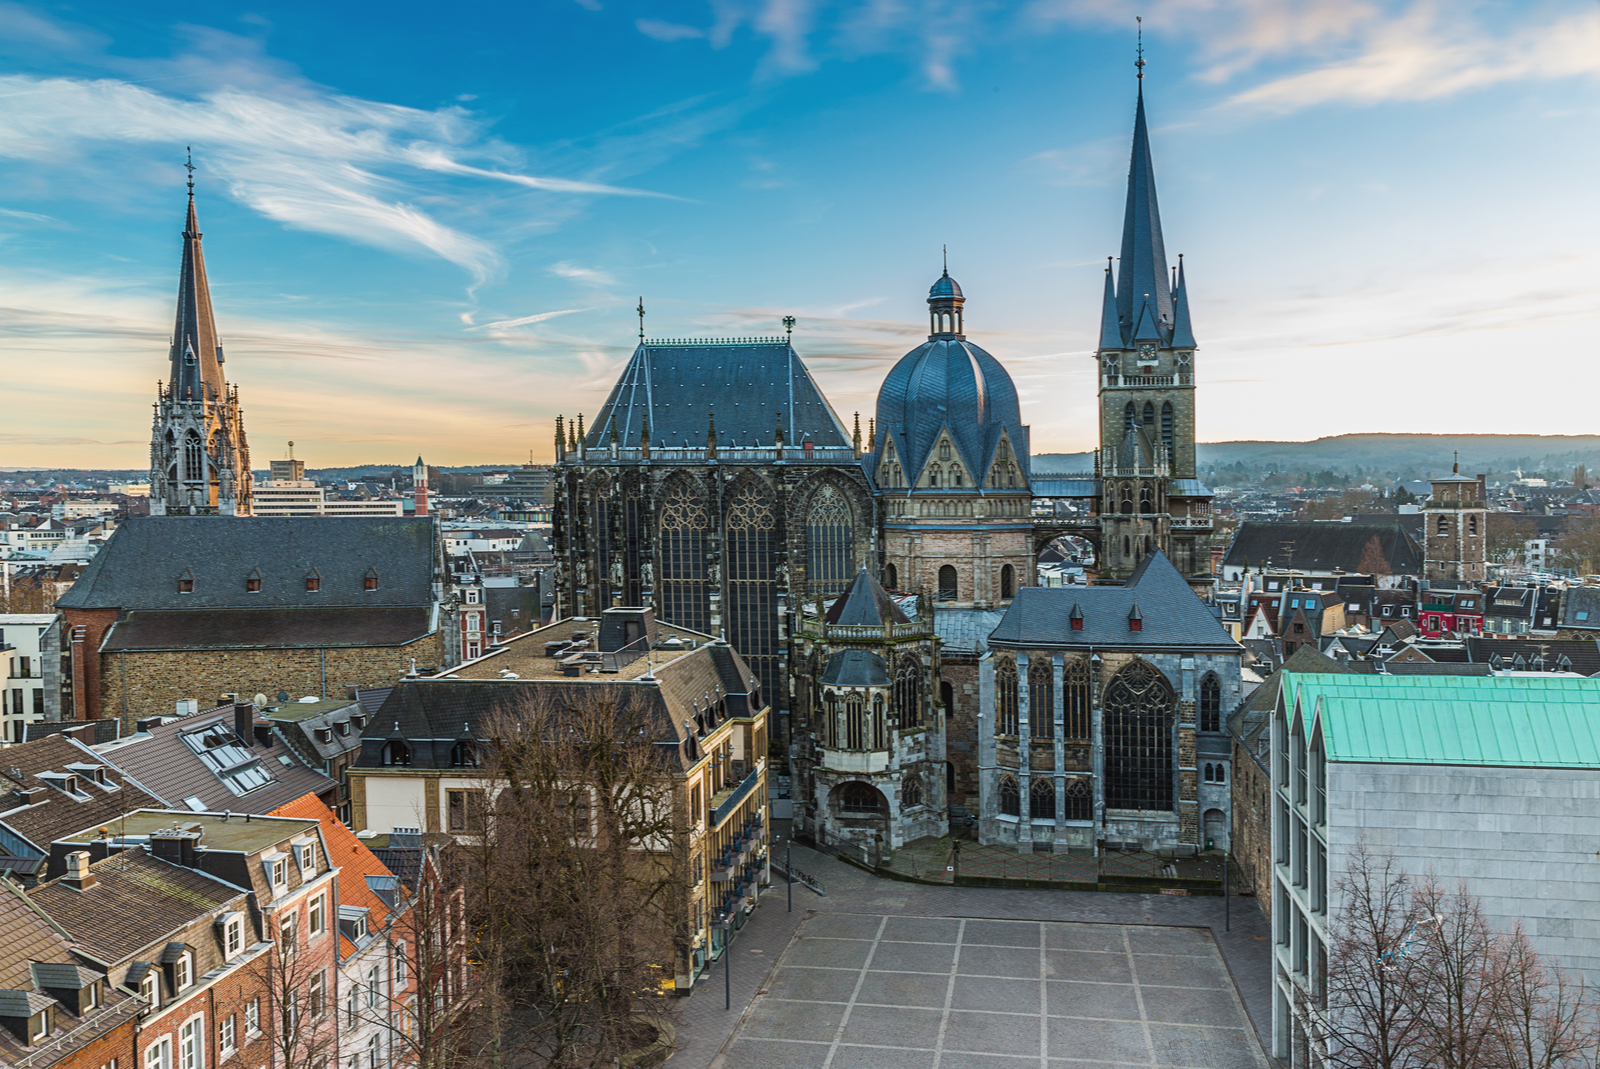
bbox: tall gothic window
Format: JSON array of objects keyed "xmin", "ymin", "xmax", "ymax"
[
  {"xmin": 845, "ymin": 694, "xmax": 864, "ymax": 749},
  {"xmin": 1103, "ymin": 660, "xmax": 1175, "ymax": 812},
  {"xmin": 659, "ymin": 480, "xmax": 710, "ymax": 635},
  {"xmin": 937, "ymin": 565, "xmax": 958, "ymax": 601},
  {"xmin": 727, "ymin": 481, "xmax": 779, "ymax": 699},
  {"xmin": 1064, "ymin": 658, "xmax": 1090, "ymax": 740},
  {"xmin": 1028, "ymin": 660, "xmax": 1053, "ymax": 740},
  {"xmin": 1140, "ymin": 486, "xmax": 1154, "ymax": 514},
  {"xmin": 1031, "ymin": 778, "xmax": 1056, "ymax": 821},
  {"xmin": 1123, "ymin": 402, "xmax": 1136, "ymax": 432},
  {"xmin": 1199, "ymin": 674, "xmax": 1222, "ymax": 733},
  {"xmin": 805, "ymin": 485, "xmax": 854, "ymax": 595},
  {"xmin": 184, "ymin": 430, "xmax": 204, "ymax": 483},
  {"xmin": 1142, "ymin": 401, "xmax": 1155, "ymax": 428},
  {"xmin": 996, "ymin": 658, "xmax": 1018, "ymax": 736},
  {"xmin": 999, "ymin": 775, "xmax": 1020, "ymax": 817},
  {"xmin": 894, "ymin": 658, "xmax": 920, "ymax": 729},
  {"xmin": 624, "ymin": 491, "xmax": 645, "ymax": 606},
  {"xmin": 839, "ymin": 782, "xmax": 882, "ymax": 815},
  {"xmin": 589, "ymin": 480, "xmax": 612, "ymax": 609},
  {"xmin": 1064, "ymin": 777, "xmax": 1091, "ymax": 821},
  {"xmin": 824, "ymin": 691, "xmax": 839, "ymax": 748},
  {"xmin": 872, "ymin": 695, "xmax": 886, "ymax": 748},
  {"xmin": 884, "ymin": 563, "xmax": 898, "ymax": 590},
  {"xmin": 902, "ymin": 775, "xmax": 922, "ymax": 809},
  {"xmin": 1000, "ymin": 564, "xmax": 1015, "ymax": 600},
  {"xmin": 1161, "ymin": 402, "xmax": 1174, "ymax": 463}
]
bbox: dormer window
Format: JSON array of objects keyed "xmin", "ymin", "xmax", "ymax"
[
  {"xmin": 364, "ymin": 568, "xmax": 380, "ymax": 591},
  {"xmin": 1069, "ymin": 604, "xmax": 1084, "ymax": 631},
  {"xmin": 246, "ymin": 569, "xmax": 263, "ymax": 593},
  {"xmin": 1127, "ymin": 604, "xmax": 1143, "ymax": 632},
  {"xmin": 451, "ymin": 740, "xmax": 477, "ymax": 768},
  {"xmin": 306, "ymin": 574, "xmax": 320, "ymax": 592},
  {"xmin": 381, "ymin": 739, "xmax": 411, "ymax": 767},
  {"xmin": 140, "ymin": 970, "xmax": 159, "ymax": 1009},
  {"xmin": 177, "ymin": 572, "xmax": 194, "ymax": 594}
]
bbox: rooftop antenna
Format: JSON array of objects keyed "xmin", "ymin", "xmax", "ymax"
[
  {"xmin": 288, "ymin": 440, "xmax": 295, "ymax": 461},
  {"xmin": 1135, "ymin": 17, "xmax": 1146, "ymax": 81},
  {"xmin": 184, "ymin": 146, "xmax": 196, "ymax": 195},
  {"xmin": 636, "ymin": 297, "xmax": 645, "ymax": 342}
]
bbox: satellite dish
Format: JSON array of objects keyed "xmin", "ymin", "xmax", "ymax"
[
  {"xmin": 253, "ymin": 693, "xmax": 269, "ymax": 709},
  {"xmin": 276, "ymin": 691, "xmax": 290, "ymax": 702}
]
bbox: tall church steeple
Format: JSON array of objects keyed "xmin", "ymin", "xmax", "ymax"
[
  {"xmin": 1113, "ymin": 85, "xmax": 1173, "ymax": 347},
  {"xmin": 150, "ymin": 157, "xmax": 252, "ymax": 517}
]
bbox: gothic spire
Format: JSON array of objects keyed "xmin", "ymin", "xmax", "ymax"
[
  {"xmin": 1114, "ymin": 84, "xmax": 1172, "ymax": 346},
  {"xmin": 1098, "ymin": 258, "xmax": 1122, "ymax": 350},
  {"xmin": 169, "ymin": 175, "xmax": 227, "ymax": 403},
  {"xmin": 1170, "ymin": 254, "xmax": 1196, "ymax": 348}
]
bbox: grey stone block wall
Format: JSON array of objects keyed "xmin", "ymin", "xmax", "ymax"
[{"xmin": 1329, "ymin": 761, "xmax": 1600, "ymax": 983}]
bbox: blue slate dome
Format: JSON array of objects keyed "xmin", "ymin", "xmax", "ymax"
[{"xmin": 928, "ymin": 270, "xmax": 962, "ymax": 299}]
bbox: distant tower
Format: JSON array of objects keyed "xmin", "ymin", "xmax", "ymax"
[
  {"xmin": 1092, "ymin": 80, "xmax": 1212, "ymax": 582},
  {"xmin": 1425, "ymin": 459, "xmax": 1487, "ymax": 583},
  {"xmin": 413, "ymin": 456, "xmax": 430, "ymax": 518},
  {"xmin": 149, "ymin": 166, "xmax": 251, "ymax": 516}
]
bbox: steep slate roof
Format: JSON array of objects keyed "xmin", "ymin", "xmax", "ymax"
[
  {"xmin": 934, "ymin": 608, "xmax": 1004, "ymax": 658},
  {"xmin": 820, "ymin": 649, "xmax": 890, "ymax": 687},
  {"xmin": 269, "ymin": 794, "xmax": 397, "ymax": 958},
  {"xmin": 1223, "ymin": 521, "xmax": 1422, "ymax": 575},
  {"xmin": 1560, "ymin": 586, "xmax": 1600, "ymax": 630},
  {"xmin": 826, "ymin": 567, "xmax": 908, "ymax": 625},
  {"xmin": 1281, "ymin": 673, "xmax": 1600, "ymax": 767},
  {"xmin": 583, "ymin": 340, "xmax": 853, "ymax": 451},
  {"xmin": 95, "ymin": 710, "xmax": 337, "ymax": 814},
  {"xmin": 1465, "ymin": 636, "xmax": 1600, "ymax": 676},
  {"xmin": 0, "ymin": 733, "xmax": 163, "ymax": 854},
  {"xmin": 57, "ymin": 516, "xmax": 438, "ymax": 610},
  {"xmin": 168, "ymin": 192, "xmax": 227, "ymax": 403},
  {"xmin": 989, "ymin": 551, "xmax": 1238, "ymax": 651},
  {"xmin": 30, "ymin": 851, "xmax": 240, "ymax": 964}
]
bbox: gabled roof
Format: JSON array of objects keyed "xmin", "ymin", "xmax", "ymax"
[
  {"xmin": 57, "ymin": 516, "xmax": 438, "ymax": 611},
  {"xmin": 0, "ymin": 734, "xmax": 163, "ymax": 855},
  {"xmin": 269, "ymin": 793, "xmax": 398, "ymax": 958},
  {"xmin": 1282, "ymin": 673, "xmax": 1600, "ymax": 767},
  {"xmin": 584, "ymin": 340, "xmax": 852, "ymax": 452},
  {"xmin": 826, "ymin": 567, "xmax": 907, "ymax": 626},
  {"xmin": 1224, "ymin": 521, "xmax": 1422, "ymax": 575},
  {"xmin": 1228, "ymin": 646, "xmax": 1344, "ymax": 770},
  {"xmin": 1465, "ymin": 635, "xmax": 1600, "ymax": 676},
  {"xmin": 819, "ymin": 649, "xmax": 890, "ymax": 687},
  {"xmin": 989, "ymin": 550, "xmax": 1238, "ymax": 651},
  {"xmin": 1560, "ymin": 586, "xmax": 1600, "ymax": 630}
]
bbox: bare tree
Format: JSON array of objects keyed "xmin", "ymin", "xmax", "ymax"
[
  {"xmin": 246, "ymin": 929, "xmax": 339, "ymax": 1069},
  {"xmin": 1491, "ymin": 923, "xmax": 1593, "ymax": 1069},
  {"xmin": 470, "ymin": 694, "xmax": 686, "ymax": 1069},
  {"xmin": 1327, "ymin": 844, "xmax": 1429, "ymax": 1069},
  {"xmin": 1408, "ymin": 878, "xmax": 1509, "ymax": 1069}
]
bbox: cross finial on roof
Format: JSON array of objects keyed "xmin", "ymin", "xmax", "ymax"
[
  {"xmin": 783, "ymin": 315, "xmax": 795, "ymax": 338},
  {"xmin": 636, "ymin": 297, "xmax": 645, "ymax": 341},
  {"xmin": 184, "ymin": 146, "xmax": 195, "ymax": 194},
  {"xmin": 942, "ymin": 244, "xmax": 948, "ymax": 275},
  {"xmin": 1135, "ymin": 17, "xmax": 1145, "ymax": 81}
]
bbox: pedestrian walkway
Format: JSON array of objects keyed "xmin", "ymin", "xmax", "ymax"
[{"xmin": 668, "ymin": 824, "xmax": 1273, "ymax": 1069}]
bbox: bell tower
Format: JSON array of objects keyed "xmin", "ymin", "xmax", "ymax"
[{"xmin": 1092, "ymin": 77, "xmax": 1211, "ymax": 583}]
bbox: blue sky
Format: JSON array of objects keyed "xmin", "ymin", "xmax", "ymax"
[{"xmin": 2, "ymin": 0, "xmax": 1599, "ymax": 468}]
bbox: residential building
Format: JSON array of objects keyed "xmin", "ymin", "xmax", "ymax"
[
  {"xmin": 346, "ymin": 607, "xmax": 769, "ymax": 988},
  {"xmin": 148, "ymin": 181, "xmax": 252, "ymax": 517},
  {"xmin": 257, "ymin": 698, "xmax": 369, "ymax": 822},
  {"xmin": 0, "ymin": 875, "xmax": 140, "ymax": 1069},
  {"xmin": 1270, "ymin": 673, "xmax": 1600, "ymax": 1067},
  {"xmin": 1, "ymin": 614, "xmax": 63, "ymax": 740},
  {"xmin": 42, "ymin": 810, "xmax": 340, "ymax": 1069},
  {"xmin": 1557, "ymin": 584, "xmax": 1600, "ymax": 637},
  {"xmin": 1415, "ymin": 585, "xmax": 1484, "ymax": 639},
  {"xmin": 55, "ymin": 516, "xmax": 455, "ymax": 726},
  {"xmin": 1481, "ymin": 583, "xmax": 1540, "ymax": 635},
  {"xmin": 253, "ymin": 480, "xmax": 405, "ymax": 517},
  {"xmin": 1276, "ymin": 589, "xmax": 1346, "ymax": 657},
  {"xmin": 977, "ymin": 551, "xmax": 1242, "ymax": 852}
]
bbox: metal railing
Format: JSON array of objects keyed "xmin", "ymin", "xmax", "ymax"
[
  {"xmin": 565, "ymin": 445, "xmax": 861, "ymax": 464},
  {"xmin": 711, "ymin": 764, "xmax": 763, "ymax": 826}
]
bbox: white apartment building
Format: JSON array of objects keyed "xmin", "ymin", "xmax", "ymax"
[
  {"xmin": 253, "ymin": 480, "xmax": 404, "ymax": 517},
  {"xmin": 0, "ymin": 614, "xmax": 61, "ymax": 741}
]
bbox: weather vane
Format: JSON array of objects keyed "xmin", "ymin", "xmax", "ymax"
[
  {"xmin": 637, "ymin": 297, "xmax": 645, "ymax": 341},
  {"xmin": 1135, "ymin": 16, "xmax": 1145, "ymax": 80},
  {"xmin": 184, "ymin": 145, "xmax": 196, "ymax": 194},
  {"xmin": 782, "ymin": 315, "xmax": 795, "ymax": 339}
]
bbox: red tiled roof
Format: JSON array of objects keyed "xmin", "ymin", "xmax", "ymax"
[{"xmin": 269, "ymin": 793, "xmax": 398, "ymax": 957}]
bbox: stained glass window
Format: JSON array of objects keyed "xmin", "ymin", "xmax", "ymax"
[
  {"xmin": 1103, "ymin": 660, "xmax": 1175, "ymax": 812},
  {"xmin": 726, "ymin": 481, "xmax": 778, "ymax": 700},
  {"xmin": 996, "ymin": 658, "xmax": 1018, "ymax": 736},
  {"xmin": 1028, "ymin": 660, "xmax": 1053, "ymax": 740},
  {"xmin": 805, "ymin": 485, "xmax": 853, "ymax": 595},
  {"xmin": 659, "ymin": 480, "xmax": 710, "ymax": 635}
]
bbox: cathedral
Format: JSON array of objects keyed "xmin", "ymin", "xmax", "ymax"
[
  {"xmin": 554, "ymin": 80, "xmax": 1227, "ymax": 853},
  {"xmin": 148, "ymin": 176, "xmax": 252, "ymax": 516}
]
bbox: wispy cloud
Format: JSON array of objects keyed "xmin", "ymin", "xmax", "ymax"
[
  {"xmin": 550, "ymin": 261, "xmax": 618, "ymax": 286},
  {"xmin": 473, "ymin": 308, "xmax": 587, "ymax": 332},
  {"xmin": 637, "ymin": 19, "xmax": 706, "ymax": 42}
]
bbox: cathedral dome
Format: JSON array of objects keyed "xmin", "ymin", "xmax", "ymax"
[
  {"xmin": 928, "ymin": 271, "xmax": 962, "ymax": 299},
  {"xmin": 874, "ymin": 278, "xmax": 1028, "ymax": 489}
]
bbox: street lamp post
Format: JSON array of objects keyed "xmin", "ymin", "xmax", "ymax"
[
  {"xmin": 787, "ymin": 837, "xmax": 793, "ymax": 912},
  {"xmin": 716, "ymin": 916, "xmax": 733, "ymax": 1010}
]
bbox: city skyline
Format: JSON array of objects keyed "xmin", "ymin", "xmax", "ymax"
[{"xmin": 2, "ymin": 0, "xmax": 1599, "ymax": 468}]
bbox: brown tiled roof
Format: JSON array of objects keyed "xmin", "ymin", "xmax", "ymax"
[
  {"xmin": 0, "ymin": 735, "xmax": 163, "ymax": 853},
  {"xmin": 30, "ymin": 852, "xmax": 241, "ymax": 964},
  {"xmin": 101, "ymin": 606, "xmax": 434, "ymax": 651}
]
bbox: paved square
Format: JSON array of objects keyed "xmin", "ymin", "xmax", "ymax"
[{"xmin": 719, "ymin": 913, "xmax": 1269, "ymax": 1069}]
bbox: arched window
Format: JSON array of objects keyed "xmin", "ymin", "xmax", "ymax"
[
  {"xmin": 1437, "ymin": 515, "xmax": 1448, "ymax": 536},
  {"xmin": 1064, "ymin": 777, "xmax": 1091, "ymax": 821},
  {"xmin": 1063, "ymin": 658, "xmax": 1090, "ymax": 740},
  {"xmin": 1140, "ymin": 486, "xmax": 1153, "ymax": 514},
  {"xmin": 894, "ymin": 658, "xmax": 921, "ymax": 728},
  {"xmin": 999, "ymin": 775, "xmax": 1020, "ymax": 817},
  {"xmin": 1000, "ymin": 564, "xmax": 1015, "ymax": 600},
  {"xmin": 952, "ymin": 468, "xmax": 963, "ymax": 487},
  {"xmin": 589, "ymin": 481, "xmax": 613, "ymax": 609},
  {"xmin": 840, "ymin": 782, "xmax": 882, "ymax": 815},
  {"xmin": 1028, "ymin": 660, "xmax": 1053, "ymax": 740},
  {"xmin": 927, "ymin": 464, "xmax": 941, "ymax": 487},
  {"xmin": 1161, "ymin": 402, "xmax": 1174, "ymax": 462},
  {"xmin": 1123, "ymin": 402, "xmax": 1136, "ymax": 432},
  {"xmin": 660, "ymin": 479, "xmax": 711, "ymax": 635},
  {"xmin": 727, "ymin": 481, "xmax": 779, "ymax": 701},
  {"xmin": 1103, "ymin": 660, "xmax": 1175, "ymax": 812},
  {"xmin": 1031, "ymin": 778, "xmax": 1056, "ymax": 821},
  {"xmin": 939, "ymin": 440, "xmax": 951, "ymax": 461},
  {"xmin": 1143, "ymin": 402, "xmax": 1155, "ymax": 427},
  {"xmin": 1123, "ymin": 535, "xmax": 1132, "ymax": 558},
  {"xmin": 937, "ymin": 565, "xmax": 958, "ymax": 601},
  {"xmin": 805, "ymin": 484, "xmax": 854, "ymax": 595},
  {"xmin": 184, "ymin": 430, "xmax": 204, "ymax": 483},
  {"xmin": 902, "ymin": 776, "xmax": 923, "ymax": 809},
  {"xmin": 1203, "ymin": 763, "xmax": 1214, "ymax": 783},
  {"xmin": 872, "ymin": 695, "xmax": 886, "ymax": 748},
  {"xmin": 824, "ymin": 691, "xmax": 840, "ymax": 748},
  {"xmin": 940, "ymin": 680, "xmax": 954, "ymax": 716},
  {"xmin": 884, "ymin": 563, "xmax": 898, "ymax": 589},
  {"xmin": 1199, "ymin": 673, "xmax": 1222, "ymax": 733},
  {"xmin": 845, "ymin": 694, "xmax": 864, "ymax": 749},
  {"xmin": 996, "ymin": 658, "xmax": 1018, "ymax": 735},
  {"xmin": 1215, "ymin": 763, "xmax": 1226, "ymax": 785}
]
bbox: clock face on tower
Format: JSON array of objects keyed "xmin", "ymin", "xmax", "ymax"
[{"xmin": 1137, "ymin": 344, "xmax": 1157, "ymax": 361}]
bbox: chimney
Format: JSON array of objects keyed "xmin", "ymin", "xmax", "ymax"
[
  {"xmin": 63, "ymin": 850, "xmax": 97, "ymax": 891},
  {"xmin": 151, "ymin": 827, "xmax": 202, "ymax": 869},
  {"xmin": 234, "ymin": 702, "xmax": 256, "ymax": 749}
]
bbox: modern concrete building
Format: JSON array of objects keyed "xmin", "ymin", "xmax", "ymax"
[
  {"xmin": 0, "ymin": 613, "xmax": 63, "ymax": 740},
  {"xmin": 1269, "ymin": 673, "xmax": 1600, "ymax": 1068}
]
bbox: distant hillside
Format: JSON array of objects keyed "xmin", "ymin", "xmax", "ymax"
[{"xmin": 1036, "ymin": 434, "xmax": 1600, "ymax": 483}]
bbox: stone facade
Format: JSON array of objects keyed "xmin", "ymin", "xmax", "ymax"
[
  {"xmin": 1230, "ymin": 737, "xmax": 1273, "ymax": 909},
  {"xmin": 1424, "ymin": 469, "xmax": 1487, "ymax": 584},
  {"xmin": 96, "ymin": 634, "xmax": 443, "ymax": 729}
]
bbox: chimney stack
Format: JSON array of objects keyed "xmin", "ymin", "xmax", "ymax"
[{"xmin": 63, "ymin": 850, "xmax": 97, "ymax": 891}]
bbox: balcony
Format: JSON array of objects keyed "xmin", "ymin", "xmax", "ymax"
[
  {"xmin": 711, "ymin": 762, "xmax": 764, "ymax": 826},
  {"xmin": 1102, "ymin": 372, "xmax": 1193, "ymax": 389}
]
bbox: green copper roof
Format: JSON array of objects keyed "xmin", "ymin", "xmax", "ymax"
[{"xmin": 1282, "ymin": 672, "xmax": 1600, "ymax": 768}]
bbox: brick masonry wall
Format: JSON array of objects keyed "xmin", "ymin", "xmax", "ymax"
[
  {"xmin": 884, "ymin": 526, "xmax": 1033, "ymax": 607},
  {"xmin": 942, "ymin": 660, "xmax": 980, "ymax": 807},
  {"xmin": 1231, "ymin": 742, "xmax": 1273, "ymax": 917},
  {"xmin": 99, "ymin": 633, "xmax": 444, "ymax": 729}
]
